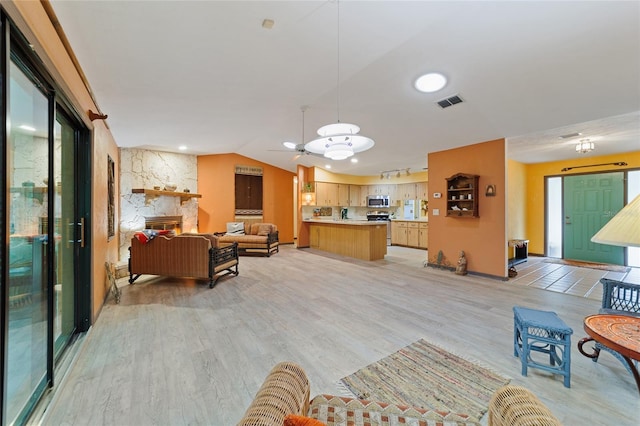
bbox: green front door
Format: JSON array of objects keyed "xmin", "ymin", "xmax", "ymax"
[{"xmin": 563, "ymin": 172, "xmax": 625, "ymax": 265}]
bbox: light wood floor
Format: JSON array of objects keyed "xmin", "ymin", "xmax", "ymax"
[{"xmin": 39, "ymin": 245, "xmax": 639, "ymax": 425}]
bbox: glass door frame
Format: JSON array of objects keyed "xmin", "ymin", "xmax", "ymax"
[{"xmin": 0, "ymin": 11, "xmax": 92, "ymax": 425}]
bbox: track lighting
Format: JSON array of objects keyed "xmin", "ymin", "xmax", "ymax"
[{"xmin": 379, "ymin": 168, "xmax": 411, "ymax": 179}]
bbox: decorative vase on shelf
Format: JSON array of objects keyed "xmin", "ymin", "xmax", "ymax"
[{"xmin": 164, "ymin": 183, "xmax": 177, "ymax": 192}]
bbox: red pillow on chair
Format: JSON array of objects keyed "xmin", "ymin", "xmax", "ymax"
[{"xmin": 283, "ymin": 414, "xmax": 325, "ymax": 426}]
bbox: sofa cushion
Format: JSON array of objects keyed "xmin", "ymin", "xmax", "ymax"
[
  {"xmin": 226, "ymin": 221, "xmax": 245, "ymax": 235},
  {"xmin": 249, "ymin": 222, "xmax": 277, "ymax": 235},
  {"xmin": 218, "ymin": 234, "xmax": 268, "ymax": 245},
  {"xmin": 308, "ymin": 394, "xmax": 478, "ymax": 426},
  {"xmin": 256, "ymin": 223, "xmax": 273, "ymax": 236}
]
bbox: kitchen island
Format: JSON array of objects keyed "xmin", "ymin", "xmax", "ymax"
[{"xmin": 304, "ymin": 219, "xmax": 387, "ymax": 261}]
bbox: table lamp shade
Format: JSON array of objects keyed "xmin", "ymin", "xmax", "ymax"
[{"xmin": 591, "ymin": 194, "xmax": 640, "ymax": 247}]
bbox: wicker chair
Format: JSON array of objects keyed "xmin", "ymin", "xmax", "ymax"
[
  {"xmin": 237, "ymin": 361, "xmax": 310, "ymax": 426},
  {"xmin": 592, "ymin": 278, "xmax": 640, "ymax": 373},
  {"xmin": 488, "ymin": 385, "xmax": 562, "ymax": 426}
]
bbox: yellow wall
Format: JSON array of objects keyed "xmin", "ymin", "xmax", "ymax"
[
  {"xmin": 525, "ymin": 151, "xmax": 640, "ymax": 255},
  {"xmin": 312, "ymin": 167, "xmax": 428, "ymax": 185},
  {"xmin": 197, "ymin": 154, "xmax": 296, "ymax": 243},
  {"xmin": 9, "ymin": 1, "xmax": 120, "ymax": 322},
  {"xmin": 428, "ymin": 139, "xmax": 507, "ymax": 278},
  {"xmin": 508, "ymin": 159, "xmax": 527, "ymax": 241}
]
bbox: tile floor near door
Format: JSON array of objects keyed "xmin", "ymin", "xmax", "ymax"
[
  {"xmin": 39, "ymin": 245, "xmax": 639, "ymax": 426},
  {"xmin": 509, "ymin": 255, "xmax": 640, "ymax": 300}
]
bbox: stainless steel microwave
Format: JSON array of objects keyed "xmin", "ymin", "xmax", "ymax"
[{"xmin": 367, "ymin": 195, "xmax": 390, "ymax": 208}]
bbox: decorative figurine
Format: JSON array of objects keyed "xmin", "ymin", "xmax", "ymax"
[{"xmin": 455, "ymin": 250, "xmax": 468, "ymax": 275}]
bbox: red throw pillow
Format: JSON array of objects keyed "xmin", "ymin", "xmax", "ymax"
[{"xmin": 283, "ymin": 414, "xmax": 325, "ymax": 426}]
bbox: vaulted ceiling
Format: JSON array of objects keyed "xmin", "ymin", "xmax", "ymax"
[{"xmin": 49, "ymin": 1, "xmax": 640, "ymax": 176}]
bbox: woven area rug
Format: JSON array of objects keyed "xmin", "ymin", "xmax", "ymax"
[
  {"xmin": 340, "ymin": 339, "xmax": 510, "ymax": 423},
  {"xmin": 543, "ymin": 258, "xmax": 630, "ymax": 272}
]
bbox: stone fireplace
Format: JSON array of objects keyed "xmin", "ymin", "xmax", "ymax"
[
  {"xmin": 118, "ymin": 148, "xmax": 198, "ymax": 264},
  {"xmin": 144, "ymin": 215, "xmax": 183, "ymax": 233}
]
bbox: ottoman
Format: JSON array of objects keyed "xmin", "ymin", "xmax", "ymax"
[{"xmin": 513, "ymin": 306, "xmax": 573, "ymax": 388}]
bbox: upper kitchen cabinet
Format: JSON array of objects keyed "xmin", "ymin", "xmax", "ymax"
[
  {"xmin": 315, "ymin": 182, "xmax": 339, "ymax": 206},
  {"xmin": 337, "ymin": 184, "xmax": 350, "ymax": 206},
  {"xmin": 397, "ymin": 182, "xmax": 428, "ymax": 200},
  {"xmin": 398, "ymin": 183, "xmax": 416, "ymax": 200},
  {"xmin": 446, "ymin": 173, "xmax": 479, "ymax": 217},
  {"xmin": 348, "ymin": 185, "xmax": 361, "ymax": 206},
  {"xmin": 368, "ymin": 184, "xmax": 392, "ymax": 196},
  {"xmin": 416, "ymin": 182, "xmax": 428, "ymax": 199}
]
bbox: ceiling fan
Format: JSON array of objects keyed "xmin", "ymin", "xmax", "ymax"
[{"xmin": 276, "ymin": 106, "xmax": 324, "ymax": 160}]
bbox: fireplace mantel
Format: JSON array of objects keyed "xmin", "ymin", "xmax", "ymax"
[{"xmin": 132, "ymin": 188, "xmax": 202, "ymax": 205}]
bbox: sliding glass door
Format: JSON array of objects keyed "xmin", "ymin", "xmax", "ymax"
[
  {"xmin": 2, "ymin": 16, "xmax": 91, "ymax": 424},
  {"xmin": 6, "ymin": 59, "xmax": 50, "ymax": 425}
]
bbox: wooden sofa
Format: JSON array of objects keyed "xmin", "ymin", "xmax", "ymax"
[
  {"xmin": 237, "ymin": 361, "xmax": 562, "ymax": 426},
  {"xmin": 129, "ymin": 233, "xmax": 238, "ymax": 288},
  {"xmin": 217, "ymin": 223, "xmax": 279, "ymax": 257}
]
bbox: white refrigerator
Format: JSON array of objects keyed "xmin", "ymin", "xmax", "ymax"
[{"xmin": 403, "ymin": 200, "xmax": 417, "ymax": 219}]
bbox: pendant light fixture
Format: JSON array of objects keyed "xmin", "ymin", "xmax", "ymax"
[
  {"xmin": 304, "ymin": 0, "xmax": 374, "ymax": 160},
  {"xmin": 575, "ymin": 139, "xmax": 595, "ymax": 154}
]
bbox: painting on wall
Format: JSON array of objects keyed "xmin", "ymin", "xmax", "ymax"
[{"xmin": 108, "ymin": 155, "xmax": 115, "ymax": 239}]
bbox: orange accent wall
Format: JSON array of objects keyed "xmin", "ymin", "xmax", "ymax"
[
  {"xmin": 197, "ymin": 154, "xmax": 295, "ymax": 243},
  {"xmin": 524, "ymin": 151, "xmax": 640, "ymax": 255},
  {"xmin": 428, "ymin": 139, "xmax": 507, "ymax": 278}
]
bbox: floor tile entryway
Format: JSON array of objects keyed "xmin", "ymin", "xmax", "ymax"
[
  {"xmin": 506, "ymin": 256, "xmax": 640, "ymax": 300},
  {"xmin": 391, "ymin": 246, "xmax": 640, "ymax": 301}
]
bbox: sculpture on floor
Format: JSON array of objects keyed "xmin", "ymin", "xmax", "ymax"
[{"xmin": 455, "ymin": 250, "xmax": 467, "ymax": 275}]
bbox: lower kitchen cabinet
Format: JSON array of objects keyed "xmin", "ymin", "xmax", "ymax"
[
  {"xmin": 391, "ymin": 221, "xmax": 427, "ymax": 249},
  {"xmin": 391, "ymin": 221, "xmax": 407, "ymax": 245},
  {"xmin": 407, "ymin": 222, "xmax": 420, "ymax": 247},
  {"xmin": 418, "ymin": 222, "xmax": 428, "ymax": 249}
]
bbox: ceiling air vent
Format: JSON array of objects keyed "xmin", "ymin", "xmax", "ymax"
[{"xmin": 437, "ymin": 94, "xmax": 463, "ymax": 109}]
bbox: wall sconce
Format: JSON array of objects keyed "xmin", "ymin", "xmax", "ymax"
[{"xmin": 485, "ymin": 184, "xmax": 496, "ymax": 196}]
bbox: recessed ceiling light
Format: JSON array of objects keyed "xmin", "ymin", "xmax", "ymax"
[
  {"xmin": 325, "ymin": 164, "xmax": 331, "ymax": 169},
  {"xmin": 351, "ymin": 158, "xmax": 358, "ymax": 163},
  {"xmin": 178, "ymin": 145, "xmax": 187, "ymax": 151},
  {"xmin": 262, "ymin": 19, "xmax": 274, "ymax": 29},
  {"xmin": 414, "ymin": 72, "xmax": 447, "ymax": 93},
  {"xmin": 19, "ymin": 124, "xmax": 36, "ymax": 132}
]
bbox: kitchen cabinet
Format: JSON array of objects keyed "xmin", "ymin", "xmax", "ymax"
[
  {"xmin": 416, "ymin": 182, "xmax": 428, "ymax": 200},
  {"xmin": 348, "ymin": 185, "xmax": 361, "ymax": 206},
  {"xmin": 397, "ymin": 182, "xmax": 428, "ymax": 201},
  {"xmin": 446, "ymin": 173, "xmax": 479, "ymax": 217},
  {"xmin": 391, "ymin": 220, "xmax": 427, "ymax": 249},
  {"xmin": 398, "ymin": 183, "xmax": 416, "ymax": 200},
  {"xmin": 391, "ymin": 221, "xmax": 407, "ymax": 245},
  {"xmin": 418, "ymin": 222, "xmax": 428, "ymax": 248},
  {"xmin": 315, "ymin": 182, "xmax": 339, "ymax": 206},
  {"xmin": 368, "ymin": 184, "xmax": 392, "ymax": 196},
  {"xmin": 338, "ymin": 184, "xmax": 350, "ymax": 206},
  {"xmin": 407, "ymin": 222, "xmax": 420, "ymax": 247}
]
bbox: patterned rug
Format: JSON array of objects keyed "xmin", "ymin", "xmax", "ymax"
[
  {"xmin": 543, "ymin": 258, "xmax": 630, "ymax": 272},
  {"xmin": 340, "ymin": 339, "xmax": 510, "ymax": 423}
]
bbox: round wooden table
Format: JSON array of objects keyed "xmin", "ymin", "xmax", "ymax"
[{"xmin": 578, "ymin": 314, "xmax": 640, "ymax": 395}]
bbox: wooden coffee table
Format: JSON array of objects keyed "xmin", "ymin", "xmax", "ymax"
[{"xmin": 578, "ymin": 314, "xmax": 640, "ymax": 395}]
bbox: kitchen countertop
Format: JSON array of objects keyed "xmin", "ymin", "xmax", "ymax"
[
  {"xmin": 390, "ymin": 218, "xmax": 429, "ymax": 222},
  {"xmin": 303, "ymin": 219, "xmax": 383, "ymax": 225}
]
